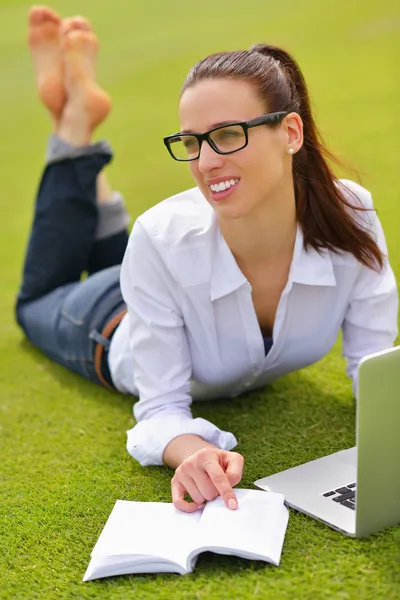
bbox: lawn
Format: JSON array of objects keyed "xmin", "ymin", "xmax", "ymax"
[{"xmin": 1, "ymin": 0, "xmax": 399, "ymax": 598}]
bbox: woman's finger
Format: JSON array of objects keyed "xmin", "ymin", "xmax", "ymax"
[
  {"xmin": 176, "ymin": 472, "xmax": 207, "ymax": 505},
  {"xmin": 171, "ymin": 478, "xmax": 205, "ymax": 513},
  {"xmin": 184, "ymin": 465, "xmax": 220, "ymax": 502},
  {"xmin": 223, "ymin": 452, "xmax": 244, "ymax": 487},
  {"xmin": 203, "ymin": 460, "xmax": 238, "ymax": 509}
]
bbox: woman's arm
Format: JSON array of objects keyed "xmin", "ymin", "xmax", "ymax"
[
  {"xmin": 163, "ymin": 434, "xmax": 217, "ymax": 469},
  {"xmin": 120, "ymin": 220, "xmax": 237, "ymax": 467},
  {"xmin": 342, "ymin": 205, "xmax": 398, "ymax": 398},
  {"xmin": 120, "ymin": 221, "xmax": 243, "ymax": 511}
]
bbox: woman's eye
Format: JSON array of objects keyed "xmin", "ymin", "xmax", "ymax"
[
  {"xmin": 213, "ymin": 128, "xmax": 243, "ymax": 144},
  {"xmin": 183, "ymin": 138, "xmax": 196, "ymax": 148},
  {"xmin": 219, "ymin": 129, "xmax": 240, "ymax": 138}
]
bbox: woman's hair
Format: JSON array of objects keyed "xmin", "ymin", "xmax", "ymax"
[{"xmin": 181, "ymin": 44, "xmax": 384, "ymax": 271}]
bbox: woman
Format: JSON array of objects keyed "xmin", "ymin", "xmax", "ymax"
[{"xmin": 18, "ymin": 7, "xmax": 398, "ymax": 514}]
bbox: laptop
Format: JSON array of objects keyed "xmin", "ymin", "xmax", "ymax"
[{"xmin": 254, "ymin": 345, "xmax": 400, "ymax": 537}]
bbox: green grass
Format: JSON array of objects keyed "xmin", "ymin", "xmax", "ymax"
[{"xmin": 1, "ymin": 0, "xmax": 400, "ymax": 598}]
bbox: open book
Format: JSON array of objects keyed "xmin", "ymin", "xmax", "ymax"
[{"xmin": 84, "ymin": 489, "xmax": 289, "ymax": 580}]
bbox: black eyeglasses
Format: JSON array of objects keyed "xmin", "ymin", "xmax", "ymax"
[{"xmin": 163, "ymin": 111, "xmax": 288, "ymax": 162}]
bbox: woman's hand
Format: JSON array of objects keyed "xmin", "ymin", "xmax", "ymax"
[{"xmin": 171, "ymin": 447, "xmax": 244, "ymax": 513}]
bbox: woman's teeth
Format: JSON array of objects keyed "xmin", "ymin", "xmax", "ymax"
[{"xmin": 209, "ymin": 179, "xmax": 239, "ymax": 193}]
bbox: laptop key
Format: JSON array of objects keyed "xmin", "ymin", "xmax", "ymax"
[
  {"xmin": 335, "ymin": 487, "xmax": 351, "ymax": 494},
  {"xmin": 323, "ymin": 491, "xmax": 336, "ymax": 497},
  {"xmin": 332, "ymin": 490, "xmax": 355, "ymax": 503},
  {"xmin": 341, "ymin": 500, "xmax": 356, "ymax": 510},
  {"xmin": 347, "ymin": 483, "xmax": 356, "ymax": 489}
]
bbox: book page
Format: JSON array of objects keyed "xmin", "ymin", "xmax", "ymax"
[
  {"xmin": 91, "ymin": 500, "xmax": 203, "ymax": 570},
  {"xmin": 83, "ymin": 554, "xmax": 187, "ymax": 581},
  {"xmin": 192, "ymin": 489, "xmax": 288, "ymax": 566}
]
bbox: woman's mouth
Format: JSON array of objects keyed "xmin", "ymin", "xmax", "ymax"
[{"xmin": 208, "ymin": 178, "xmax": 240, "ymax": 201}]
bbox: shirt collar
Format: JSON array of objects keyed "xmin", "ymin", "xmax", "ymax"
[
  {"xmin": 210, "ymin": 228, "xmax": 248, "ymax": 301},
  {"xmin": 210, "ymin": 223, "xmax": 336, "ymax": 302},
  {"xmin": 290, "ymin": 226, "xmax": 337, "ymax": 287}
]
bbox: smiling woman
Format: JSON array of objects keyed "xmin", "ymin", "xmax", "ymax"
[{"xmin": 16, "ymin": 7, "xmax": 398, "ymax": 520}]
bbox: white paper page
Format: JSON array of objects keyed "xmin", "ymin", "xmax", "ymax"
[
  {"xmin": 193, "ymin": 489, "xmax": 288, "ymax": 565},
  {"xmin": 83, "ymin": 554, "xmax": 186, "ymax": 581},
  {"xmin": 91, "ymin": 500, "xmax": 203, "ymax": 570}
]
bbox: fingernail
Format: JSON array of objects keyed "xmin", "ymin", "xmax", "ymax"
[{"xmin": 228, "ymin": 498, "xmax": 237, "ymax": 510}]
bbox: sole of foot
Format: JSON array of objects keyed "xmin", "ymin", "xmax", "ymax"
[
  {"xmin": 59, "ymin": 27, "xmax": 112, "ymax": 143},
  {"xmin": 28, "ymin": 5, "xmax": 66, "ymax": 121}
]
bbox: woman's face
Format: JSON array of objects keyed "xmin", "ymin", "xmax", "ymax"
[{"xmin": 178, "ymin": 78, "xmax": 301, "ymax": 221}]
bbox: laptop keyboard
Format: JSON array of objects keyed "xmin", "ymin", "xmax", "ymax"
[{"xmin": 322, "ymin": 482, "xmax": 356, "ymax": 510}]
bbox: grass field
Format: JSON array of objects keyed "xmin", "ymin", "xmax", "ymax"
[{"xmin": 1, "ymin": 0, "xmax": 400, "ymax": 598}]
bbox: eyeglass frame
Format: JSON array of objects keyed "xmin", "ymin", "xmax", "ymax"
[{"xmin": 163, "ymin": 111, "xmax": 288, "ymax": 162}]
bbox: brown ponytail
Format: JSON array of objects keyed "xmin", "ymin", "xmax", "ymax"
[{"xmin": 182, "ymin": 45, "xmax": 384, "ymax": 271}]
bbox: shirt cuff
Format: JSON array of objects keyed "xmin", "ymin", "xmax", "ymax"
[
  {"xmin": 45, "ymin": 134, "xmax": 113, "ymax": 165},
  {"xmin": 126, "ymin": 415, "xmax": 238, "ymax": 466},
  {"xmin": 95, "ymin": 192, "xmax": 131, "ymax": 240}
]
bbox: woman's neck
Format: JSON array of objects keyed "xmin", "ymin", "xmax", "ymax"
[{"xmin": 218, "ymin": 190, "xmax": 297, "ymax": 270}]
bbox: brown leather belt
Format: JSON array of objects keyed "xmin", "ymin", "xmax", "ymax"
[{"xmin": 94, "ymin": 308, "xmax": 127, "ymax": 391}]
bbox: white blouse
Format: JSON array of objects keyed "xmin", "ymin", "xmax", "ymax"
[{"xmin": 109, "ymin": 179, "xmax": 398, "ymax": 466}]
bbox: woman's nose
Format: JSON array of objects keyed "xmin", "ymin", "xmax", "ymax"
[{"xmin": 198, "ymin": 140, "xmax": 225, "ymax": 173}]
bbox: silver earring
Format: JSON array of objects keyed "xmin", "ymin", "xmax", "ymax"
[{"xmin": 288, "ymin": 148, "xmax": 294, "ymax": 155}]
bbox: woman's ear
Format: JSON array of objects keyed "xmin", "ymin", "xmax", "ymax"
[{"xmin": 284, "ymin": 112, "xmax": 303, "ymax": 154}]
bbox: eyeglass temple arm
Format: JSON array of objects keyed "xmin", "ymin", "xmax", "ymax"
[{"xmin": 247, "ymin": 111, "xmax": 288, "ymax": 128}]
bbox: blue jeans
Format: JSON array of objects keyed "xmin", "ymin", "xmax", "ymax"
[{"xmin": 15, "ymin": 149, "xmax": 128, "ymax": 389}]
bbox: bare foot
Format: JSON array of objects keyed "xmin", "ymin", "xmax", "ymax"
[
  {"xmin": 58, "ymin": 22, "xmax": 111, "ymax": 146},
  {"xmin": 28, "ymin": 5, "xmax": 65, "ymax": 124}
]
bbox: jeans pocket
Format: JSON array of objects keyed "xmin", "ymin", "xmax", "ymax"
[
  {"xmin": 61, "ymin": 265, "xmax": 122, "ymax": 326},
  {"xmin": 59, "ymin": 266, "xmax": 123, "ymax": 364},
  {"xmin": 61, "ymin": 284, "xmax": 95, "ymax": 326}
]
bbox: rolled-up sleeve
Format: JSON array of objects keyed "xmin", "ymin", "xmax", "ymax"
[
  {"xmin": 342, "ymin": 209, "xmax": 398, "ymax": 398},
  {"xmin": 120, "ymin": 221, "xmax": 237, "ymax": 466}
]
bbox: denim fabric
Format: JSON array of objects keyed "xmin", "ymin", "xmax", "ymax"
[{"xmin": 16, "ymin": 149, "xmax": 128, "ymax": 387}]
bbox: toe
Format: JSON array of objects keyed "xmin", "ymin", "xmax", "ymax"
[
  {"xmin": 61, "ymin": 16, "xmax": 92, "ymax": 36},
  {"xmin": 28, "ymin": 6, "xmax": 61, "ymax": 27}
]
